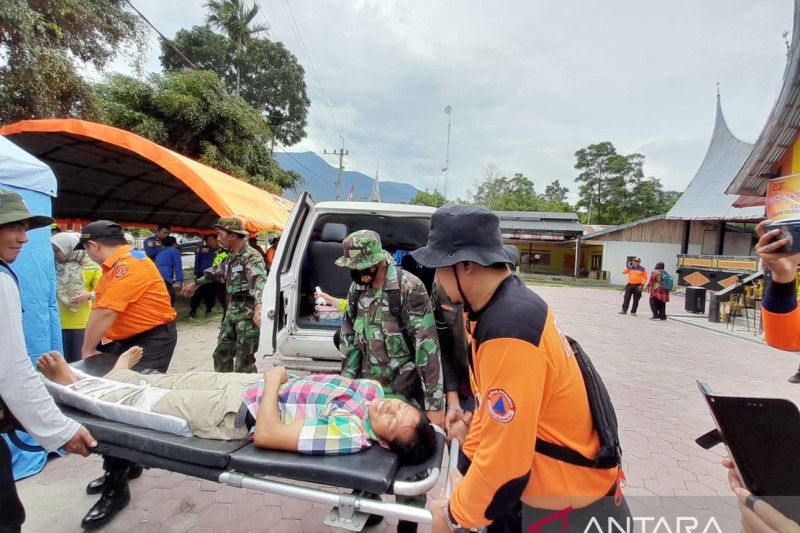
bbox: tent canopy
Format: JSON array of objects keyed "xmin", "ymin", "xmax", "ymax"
[
  {"xmin": 0, "ymin": 133, "xmax": 58, "ymax": 197},
  {"xmin": 0, "ymin": 119, "xmax": 294, "ymax": 233}
]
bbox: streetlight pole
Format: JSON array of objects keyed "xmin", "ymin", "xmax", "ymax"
[{"xmin": 442, "ymin": 106, "xmax": 452, "ymax": 198}]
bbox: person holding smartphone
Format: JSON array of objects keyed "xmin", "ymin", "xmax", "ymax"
[{"xmin": 754, "ymin": 220, "xmax": 800, "ymax": 382}]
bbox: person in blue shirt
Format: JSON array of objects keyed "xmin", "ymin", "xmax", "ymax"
[
  {"xmin": 154, "ymin": 236, "xmax": 183, "ymax": 306},
  {"xmin": 143, "ymin": 226, "xmax": 170, "ymax": 260},
  {"xmin": 189, "ymin": 234, "xmax": 222, "ymax": 318}
]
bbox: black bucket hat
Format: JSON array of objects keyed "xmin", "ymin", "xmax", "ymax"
[{"xmin": 411, "ymin": 205, "xmax": 509, "ymax": 268}]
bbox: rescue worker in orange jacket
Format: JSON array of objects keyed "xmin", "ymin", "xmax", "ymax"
[
  {"xmin": 755, "ymin": 220, "xmax": 800, "ymax": 382},
  {"xmin": 619, "ymin": 257, "xmax": 647, "ymax": 316},
  {"xmin": 411, "ymin": 205, "xmax": 629, "ymax": 533}
]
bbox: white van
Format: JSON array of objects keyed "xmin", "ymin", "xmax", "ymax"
[{"xmin": 257, "ymin": 192, "xmax": 437, "ymax": 370}]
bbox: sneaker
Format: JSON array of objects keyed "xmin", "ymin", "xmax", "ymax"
[
  {"xmin": 788, "ymin": 372, "xmax": 800, "ymax": 384},
  {"xmin": 618, "ymin": 311, "xmax": 627, "ymax": 315}
]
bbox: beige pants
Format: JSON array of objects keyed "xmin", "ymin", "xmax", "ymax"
[{"xmin": 106, "ymin": 369, "xmax": 261, "ymax": 440}]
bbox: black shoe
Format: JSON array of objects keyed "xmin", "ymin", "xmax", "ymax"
[
  {"xmin": 187, "ymin": 311, "xmax": 197, "ymax": 318},
  {"xmin": 86, "ymin": 465, "xmax": 143, "ymax": 495},
  {"xmin": 397, "ymin": 520, "xmax": 419, "ymax": 533},
  {"xmin": 631, "ymin": 312, "xmax": 637, "ymax": 317},
  {"xmin": 81, "ymin": 471, "xmax": 131, "ymax": 529},
  {"xmin": 789, "ymin": 372, "xmax": 800, "ymax": 384},
  {"xmin": 205, "ymin": 309, "xmax": 213, "ymax": 316},
  {"xmin": 618, "ymin": 311, "xmax": 627, "ymax": 315},
  {"xmin": 649, "ymin": 317, "xmax": 659, "ymax": 320}
]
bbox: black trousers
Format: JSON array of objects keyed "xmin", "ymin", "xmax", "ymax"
[
  {"xmin": 621, "ymin": 284, "xmax": 642, "ymax": 313},
  {"xmin": 96, "ymin": 321, "xmax": 178, "ymax": 488},
  {"xmin": 521, "ymin": 492, "xmax": 632, "ymax": 533},
  {"xmin": 0, "ymin": 436, "xmax": 24, "ymax": 532},
  {"xmin": 190, "ymin": 283, "xmax": 217, "ymax": 313},
  {"xmin": 649, "ymin": 297, "xmax": 667, "ymax": 320}
]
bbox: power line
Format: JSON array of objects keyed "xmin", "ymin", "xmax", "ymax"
[{"xmin": 279, "ymin": 0, "xmax": 342, "ymax": 137}]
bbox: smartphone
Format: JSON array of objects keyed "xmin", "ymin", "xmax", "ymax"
[
  {"xmin": 697, "ymin": 382, "xmax": 800, "ymax": 521},
  {"xmin": 765, "ymin": 222, "xmax": 800, "ymax": 253}
]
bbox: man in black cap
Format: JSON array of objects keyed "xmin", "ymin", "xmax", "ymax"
[
  {"xmin": 0, "ymin": 188, "xmax": 96, "ymax": 533},
  {"xmin": 411, "ymin": 205, "xmax": 627, "ymax": 533},
  {"xmin": 75, "ymin": 220, "xmax": 178, "ymax": 529}
]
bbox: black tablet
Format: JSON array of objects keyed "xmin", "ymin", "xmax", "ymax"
[{"xmin": 697, "ymin": 382, "xmax": 800, "ymax": 522}]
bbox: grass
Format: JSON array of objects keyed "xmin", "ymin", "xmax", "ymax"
[
  {"xmin": 519, "ymin": 273, "xmax": 624, "ymax": 291},
  {"xmin": 172, "ymin": 292, "xmax": 226, "ymax": 326}
]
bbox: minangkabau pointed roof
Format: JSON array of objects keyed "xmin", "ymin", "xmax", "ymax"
[{"xmin": 665, "ymin": 92, "xmax": 764, "ymax": 221}]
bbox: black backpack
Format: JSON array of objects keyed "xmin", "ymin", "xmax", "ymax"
[
  {"xmin": 346, "ymin": 266, "xmax": 414, "ymax": 353},
  {"xmin": 535, "ymin": 336, "xmax": 622, "ymax": 470}
]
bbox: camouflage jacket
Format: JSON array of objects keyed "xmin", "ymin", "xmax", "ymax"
[
  {"xmin": 199, "ymin": 242, "xmax": 266, "ymax": 304},
  {"xmin": 340, "ymin": 252, "xmax": 444, "ymax": 411},
  {"xmin": 432, "ymin": 282, "xmax": 471, "ymax": 399}
]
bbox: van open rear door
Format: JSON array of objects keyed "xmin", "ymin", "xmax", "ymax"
[{"xmin": 258, "ymin": 192, "xmax": 314, "ymax": 356}]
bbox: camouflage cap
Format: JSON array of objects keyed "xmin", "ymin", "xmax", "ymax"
[
  {"xmin": 335, "ymin": 230, "xmax": 386, "ymax": 269},
  {"xmin": 213, "ymin": 215, "xmax": 248, "ymax": 236}
]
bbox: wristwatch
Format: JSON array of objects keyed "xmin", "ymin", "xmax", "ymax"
[{"xmin": 444, "ymin": 503, "xmax": 471, "ymax": 532}]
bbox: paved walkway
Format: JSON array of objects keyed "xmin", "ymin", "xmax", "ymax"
[{"xmin": 16, "ymin": 286, "xmax": 800, "ymax": 532}]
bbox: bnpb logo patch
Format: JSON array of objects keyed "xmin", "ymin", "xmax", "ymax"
[
  {"xmin": 114, "ymin": 267, "xmax": 128, "ymax": 278},
  {"xmin": 486, "ymin": 389, "xmax": 515, "ymax": 423}
]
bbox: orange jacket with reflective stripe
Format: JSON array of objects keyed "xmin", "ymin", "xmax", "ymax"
[
  {"xmin": 449, "ymin": 276, "xmax": 619, "ymax": 529},
  {"xmin": 622, "ymin": 266, "xmax": 647, "ymax": 285}
]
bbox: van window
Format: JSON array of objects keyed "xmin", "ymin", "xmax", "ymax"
[{"xmin": 296, "ymin": 213, "xmax": 432, "ymax": 330}]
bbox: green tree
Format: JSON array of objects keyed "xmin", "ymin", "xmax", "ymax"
[
  {"xmin": 161, "ymin": 26, "xmax": 310, "ymax": 146},
  {"xmin": 472, "ymin": 168, "xmax": 543, "ymax": 211},
  {"xmin": 410, "ymin": 189, "xmax": 446, "ymax": 207},
  {"xmin": 205, "ymin": 0, "xmax": 267, "ymax": 97},
  {"xmin": 540, "ymin": 180, "xmax": 573, "ymax": 212},
  {"xmin": 574, "ymin": 142, "xmax": 678, "ymax": 224},
  {"xmin": 93, "ymin": 70, "xmax": 300, "ymax": 193},
  {"xmin": 0, "ymin": 0, "xmax": 144, "ymax": 122}
]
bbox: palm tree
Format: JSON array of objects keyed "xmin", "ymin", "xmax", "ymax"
[{"xmin": 205, "ymin": 0, "xmax": 268, "ymax": 96}]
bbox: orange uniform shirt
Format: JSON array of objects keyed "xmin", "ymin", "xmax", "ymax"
[
  {"xmin": 266, "ymin": 246, "xmax": 276, "ymax": 265},
  {"xmin": 761, "ymin": 280, "xmax": 800, "ymax": 351},
  {"xmin": 450, "ymin": 275, "xmax": 619, "ymax": 529},
  {"xmin": 622, "ymin": 266, "xmax": 647, "ymax": 285},
  {"xmin": 93, "ymin": 245, "xmax": 177, "ymax": 340}
]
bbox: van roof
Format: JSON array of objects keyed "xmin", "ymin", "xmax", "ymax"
[{"xmin": 313, "ymin": 201, "xmax": 437, "ymax": 215}]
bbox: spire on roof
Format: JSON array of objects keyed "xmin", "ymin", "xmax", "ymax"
[{"xmin": 370, "ymin": 158, "xmax": 381, "ymax": 202}]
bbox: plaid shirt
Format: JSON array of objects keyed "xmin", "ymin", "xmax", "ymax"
[{"xmin": 242, "ymin": 374, "xmax": 383, "ymax": 455}]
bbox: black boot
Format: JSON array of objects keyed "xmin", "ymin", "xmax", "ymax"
[
  {"xmin": 789, "ymin": 371, "xmax": 800, "ymax": 384},
  {"xmin": 86, "ymin": 464, "xmax": 143, "ymax": 495},
  {"xmin": 81, "ymin": 468, "xmax": 131, "ymax": 529}
]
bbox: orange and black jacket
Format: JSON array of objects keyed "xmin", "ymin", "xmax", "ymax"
[
  {"xmin": 762, "ymin": 279, "xmax": 800, "ymax": 351},
  {"xmin": 448, "ymin": 275, "xmax": 619, "ymax": 529}
]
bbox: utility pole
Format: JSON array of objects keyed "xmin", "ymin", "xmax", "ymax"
[
  {"xmin": 324, "ymin": 135, "xmax": 348, "ymax": 200},
  {"xmin": 442, "ymin": 105, "xmax": 453, "ymax": 198}
]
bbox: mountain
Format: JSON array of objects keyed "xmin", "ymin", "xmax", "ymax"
[{"xmin": 276, "ymin": 152, "xmax": 420, "ymax": 203}]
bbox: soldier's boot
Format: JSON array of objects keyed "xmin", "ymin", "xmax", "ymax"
[
  {"xmin": 81, "ymin": 467, "xmax": 131, "ymax": 529},
  {"xmin": 86, "ymin": 464, "xmax": 143, "ymax": 495}
]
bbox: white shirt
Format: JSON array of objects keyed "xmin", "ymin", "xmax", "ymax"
[{"xmin": 0, "ymin": 273, "xmax": 79, "ymax": 452}]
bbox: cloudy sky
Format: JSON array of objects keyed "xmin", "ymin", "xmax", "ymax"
[{"xmin": 107, "ymin": 0, "xmax": 793, "ymax": 201}]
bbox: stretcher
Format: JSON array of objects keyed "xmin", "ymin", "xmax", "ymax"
[{"xmin": 57, "ymin": 355, "xmax": 454, "ymax": 530}]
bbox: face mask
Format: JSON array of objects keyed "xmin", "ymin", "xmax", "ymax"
[{"xmin": 351, "ymin": 265, "xmax": 379, "ymax": 285}]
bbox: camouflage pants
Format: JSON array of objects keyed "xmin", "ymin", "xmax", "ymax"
[{"xmin": 213, "ymin": 309, "xmax": 259, "ymax": 373}]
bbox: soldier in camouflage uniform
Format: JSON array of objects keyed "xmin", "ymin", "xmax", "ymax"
[
  {"xmin": 182, "ymin": 216, "xmax": 266, "ymax": 373},
  {"xmin": 336, "ymin": 230, "xmax": 445, "ymax": 425}
]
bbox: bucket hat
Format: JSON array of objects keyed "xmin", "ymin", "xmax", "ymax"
[
  {"xmin": 0, "ymin": 188, "xmax": 53, "ymax": 229},
  {"xmin": 411, "ymin": 205, "xmax": 509, "ymax": 268}
]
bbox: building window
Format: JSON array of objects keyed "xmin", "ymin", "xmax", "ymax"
[
  {"xmin": 591, "ymin": 254, "xmax": 602, "ymax": 270},
  {"xmin": 530, "ymin": 251, "xmax": 551, "ymax": 266}
]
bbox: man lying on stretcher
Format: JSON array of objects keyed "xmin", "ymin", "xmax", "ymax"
[{"xmin": 37, "ymin": 347, "xmax": 436, "ymax": 465}]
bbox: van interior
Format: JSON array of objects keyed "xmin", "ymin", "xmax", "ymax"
[{"xmin": 297, "ymin": 213, "xmax": 434, "ymax": 329}]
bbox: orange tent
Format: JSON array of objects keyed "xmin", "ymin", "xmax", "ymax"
[{"xmin": 0, "ymin": 119, "xmax": 294, "ymax": 233}]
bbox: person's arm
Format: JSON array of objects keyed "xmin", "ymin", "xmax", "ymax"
[
  {"xmin": 244, "ymin": 253, "xmax": 267, "ymax": 326},
  {"xmin": 448, "ymin": 337, "xmax": 544, "ymax": 529},
  {"xmin": 0, "ymin": 278, "xmax": 82, "ymax": 451},
  {"xmin": 340, "ymin": 293, "xmax": 363, "ymax": 379},
  {"xmin": 81, "ymin": 308, "xmax": 119, "ymax": 357},
  {"xmin": 194, "ymin": 251, "xmax": 202, "ymax": 279},
  {"xmin": 755, "ymin": 220, "xmax": 800, "ymax": 351},
  {"xmin": 406, "ymin": 283, "xmax": 445, "ymax": 412},
  {"xmin": 253, "ymin": 367, "xmax": 303, "ymax": 451},
  {"xmin": 173, "ymin": 249, "xmax": 184, "ymax": 283}
]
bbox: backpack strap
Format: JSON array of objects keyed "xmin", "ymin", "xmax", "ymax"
[{"xmin": 388, "ymin": 267, "xmax": 415, "ymax": 354}]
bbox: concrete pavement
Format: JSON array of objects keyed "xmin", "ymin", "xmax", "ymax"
[{"xmin": 16, "ymin": 285, "xmax": 800, "ymax": 532}]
